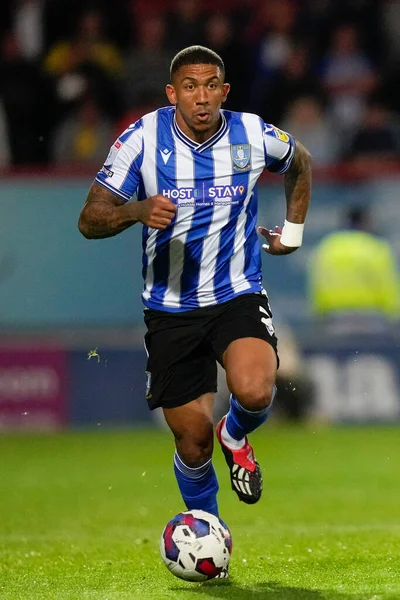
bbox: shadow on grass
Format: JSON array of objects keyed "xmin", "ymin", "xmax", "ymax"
[{"xmin": 170, "ymin": 580, "xmax": 369, "ymax": 600}]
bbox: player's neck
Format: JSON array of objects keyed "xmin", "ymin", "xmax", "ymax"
[{"xmin": 175, "ymin": 111, "xmax": 222, "ymax": 144}]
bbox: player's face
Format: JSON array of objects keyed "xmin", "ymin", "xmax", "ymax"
[{"xmin": 166, "ymin": 64, "xmax": 230, "ymax": 142}]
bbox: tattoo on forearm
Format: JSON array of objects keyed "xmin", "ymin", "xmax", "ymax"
[
  {"xmin": 81, "ymin": 202, "xmax": 124, "ymax": 238},
  {"xmin": 284, "ymin": 141, "xmax": 312, "ymax": 223},
  {"xmin": 78, "ymin": 183, "xmax": 134, "ymax": 239}
]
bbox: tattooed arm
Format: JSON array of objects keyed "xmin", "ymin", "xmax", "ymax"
[
  {"xmin": 284, "ymin": 140, "xmax": 312, "ymax": 225},
  {"xmin": 78, "ymin": 182, "xmax": 177, "ymax": 239},
  {"xmin": 258, "ymin": 140, "xmax": 312, "ymax": 255}
]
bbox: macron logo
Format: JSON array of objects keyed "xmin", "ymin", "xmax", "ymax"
[{"xmin": 160, "ymin": 148, "xmax": 172, "ymax": 165}]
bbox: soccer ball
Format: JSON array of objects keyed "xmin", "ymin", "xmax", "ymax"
[{"xmin": 160, "ymin": 509, "xmax": 232, "ymax": 581}]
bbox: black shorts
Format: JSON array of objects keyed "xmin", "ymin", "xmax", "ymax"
[{"xmin": 143, "ymin": 293, "xmax": 278, "ymax": 410}]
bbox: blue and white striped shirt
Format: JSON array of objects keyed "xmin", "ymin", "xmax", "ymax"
[{"xmin": 95, "ymin": 107, "xmax": 295, "ymax": 312}]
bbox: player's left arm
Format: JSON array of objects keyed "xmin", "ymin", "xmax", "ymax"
[{"xmin": 259, "ymin": 140, "xmax": 312, "ymax": 255}]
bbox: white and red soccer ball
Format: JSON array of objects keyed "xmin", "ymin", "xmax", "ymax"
[{"xmin": 160, "ymin": 510, "xmax": 232, "ymax": 581}]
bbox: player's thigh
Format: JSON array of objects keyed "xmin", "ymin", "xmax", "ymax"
[
  {"xmin": 144, "ymin": 310, "xmax": 218, "ymax": 411},
  {"xmin": 223, "ymin": 337, "xmax": 277, "ymax": 400},
  {"xmin": 211, "ymin": 293, "xmax": 278, "ymax": 402}
]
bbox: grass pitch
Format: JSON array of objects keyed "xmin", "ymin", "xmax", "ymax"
[{"xmin": 0, "ymin": 426, "xmax": 399, "ymax": 599}]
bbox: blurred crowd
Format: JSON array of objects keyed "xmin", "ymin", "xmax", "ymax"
[{"xmin": 0, "ymin": 0, "xmax": 400, "ymax": 170}]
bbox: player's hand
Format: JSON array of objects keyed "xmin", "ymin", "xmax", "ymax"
[
  {"xmin": 257, "ymin": 226, "xmax": 298, "ymax": 255},
  {"xmin": 137, "ymin": 195, "xmax": 177, "ymax": 229}
]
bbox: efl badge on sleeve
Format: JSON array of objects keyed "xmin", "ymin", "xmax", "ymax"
[
  {"xmin": 264, "ymin": 124, "xmax": 290, "ymax": 143},
  {"xmin": 272, "ymin": 126, "xmax": 289, "ymax": 143},
  {"xmin": 231, "ymin": 144, "xmax": 251, "ymax": 171}
]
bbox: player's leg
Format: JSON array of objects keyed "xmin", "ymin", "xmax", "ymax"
[
  {"xmin": 212, "ymin": 294, "xmax": 278, "ymax": 503},
  {"xmin": 223, "ymin": 337, "xmax": 277, "ymax": 439},
  {"xmin": 215, "ymin": 338, "xmax": 276, "ymax": 503},
  {"xmin": 163, "ymin": 393, "xmax": 220, "ymax": 516},
  {"xmin": 144, "ymin": 308, "xmax": 220, "ymax": 516}
]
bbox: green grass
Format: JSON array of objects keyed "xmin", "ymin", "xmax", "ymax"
[{"xmin": 0, "ymin": 426, "xmax": 399, "ymax": 599}]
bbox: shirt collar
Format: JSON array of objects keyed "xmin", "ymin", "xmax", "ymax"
[{"xmin": 172, "ymin": 110, "xmax": 228, "ymax": 153}]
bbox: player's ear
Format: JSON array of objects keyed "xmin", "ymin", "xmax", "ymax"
[
  {"xmin": 166, "ymin": 84, "xmax": 177, "ymax": 105},
  {"xmin": 222, "ymin": 82, "xmax": 230, "ymax": 103}
]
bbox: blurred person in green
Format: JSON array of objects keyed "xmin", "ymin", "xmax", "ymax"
[{"xmin": 308, "ymin": 206, "xmax": 400, "ymax": 333}]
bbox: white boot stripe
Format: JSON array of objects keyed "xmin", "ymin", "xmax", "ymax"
[
  {"xmin": 238, "ymin": 479, "xmax": 247, "ymax": 495},
  {"xmin": 232, "ymin": 479, "xmax": 241, "ymax": 492}
]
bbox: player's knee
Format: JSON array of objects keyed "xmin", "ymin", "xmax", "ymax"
[
  {"xmin": 175, "ymin": 424, "xmax": 214, "ymax": 468},
  {"xmin": 234, "ymin": 380, "xmax": 275, "ymax": 412},
  {"xmin": 177, "ymin": 438, "xmax": 214, "ymax": 468}
]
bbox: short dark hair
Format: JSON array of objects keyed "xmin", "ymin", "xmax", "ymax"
[{"xmin": 170, "ymin": 45, "xmax": 225, "ymax": 80}]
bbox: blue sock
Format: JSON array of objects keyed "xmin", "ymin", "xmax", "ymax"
[
  {"xmin": 173, "ymin": 452, "xmax": 219, "ymax": 517},
  {"xmin": 225, "ymin": 389, "xmax": 276, "ymax": 441}
]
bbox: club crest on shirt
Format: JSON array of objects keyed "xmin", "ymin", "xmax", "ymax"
[{"xmin": 231, "ymin": 144, "xmax": 251, "ymax": 171}]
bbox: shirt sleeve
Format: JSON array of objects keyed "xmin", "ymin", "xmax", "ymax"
[
  {"xmin": 95, "ymin": 120, "xmax": 144, "ymax": 202},
  {"xmin": 262, "ymin": 121, "xmax": 295, "ymax": 174}
]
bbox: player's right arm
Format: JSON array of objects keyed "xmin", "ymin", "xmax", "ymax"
[
  {"xmin": 78, "ymin": 120, "xmax": 176, "ymax": 238},
  {"xmin": 78, "ymin": 183, "xmax": 177, "ymax": 239}
]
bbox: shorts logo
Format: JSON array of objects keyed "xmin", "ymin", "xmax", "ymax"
[
  {"xmin": 231, "ymin": 144, "xmax": 251, "ymax": 171},
  {"xmin": 145, "ymin": 370, "xmax": 152, "ymax": 400},
  {"xmin": 259, "ymin": 306, "xmax": 274, "ymax": 336}
]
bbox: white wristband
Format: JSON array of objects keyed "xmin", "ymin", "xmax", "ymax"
[{"xmin": 280, "ymin": 220, "xmax": 304, "ymax": 247}]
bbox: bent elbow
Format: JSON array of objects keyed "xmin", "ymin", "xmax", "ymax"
[
  {"xmin": 78, "ymin": 217, "xmax": 92, "ymax": 239},
  {"xmin": 294, "ymin": 140, "xmax": 312, "ymax": 170},
  {"xmin": 300, "ymin": 145, "xmax": 312, "ymax": 168}
]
